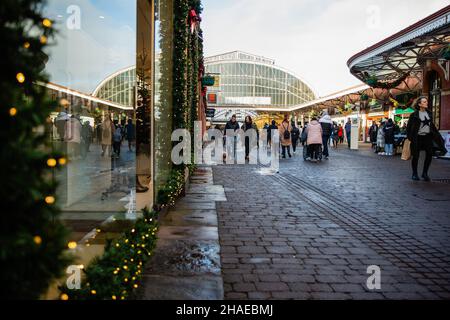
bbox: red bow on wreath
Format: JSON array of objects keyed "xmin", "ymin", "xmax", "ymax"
[{"xmin": 189, "ymin": 9, "xmax": 201, "ymax": 34}]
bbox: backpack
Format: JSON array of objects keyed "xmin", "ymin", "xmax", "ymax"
[
  {"xmin": 301, "ymin": 127, "xmax": 308, "ymax": 142},
  {"xmin": 282, "ymin": 123, "xmax": 290, "ymax": 140},
  {"xmin": 113, "ymin": 126, "xmax": 122, "ymax": 142}
]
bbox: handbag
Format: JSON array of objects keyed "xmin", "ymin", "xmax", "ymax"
[{"xmin": 401, "ymin": 139, "xmax": 411, "ymax": 160}]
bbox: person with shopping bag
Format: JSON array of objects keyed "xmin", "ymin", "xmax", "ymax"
[
  {"xmin": 401, "ymin": 138, "xmax": 411, "ymax": 161},
  {"xmin": 406, "ymin": 96, "xmax": 447, "ymax": 181}
]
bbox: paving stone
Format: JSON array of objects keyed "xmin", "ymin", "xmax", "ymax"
[{"xmin": 213, "ymin": 146, "xmax": 450, "ymax": 300}]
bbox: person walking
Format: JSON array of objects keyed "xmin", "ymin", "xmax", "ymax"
[
  {"xmin": 291, "ymin": 123, "xmax": 300, "ymax": 154},
  {"xmin": 306, "ymin": 116, "xmax": 323, "ymax": 162},
  {"xmin": 337, "ymin": 124, "xmax": 344, "ymax": 144},
  {"xmin": 81, "ymin": 120, "xmax": 93, "ymax": 158},
  {"xmin": 64, "ymin": 113, "xmax": 82, "ymax": 160},
  {"xmin": 279, "ymin": 114, "xmax": 292, "ymax": 158},
  {"xmin": 224, "ymin": 114, "xmax": 240, "ymax": 159},
  {"xmin": 407, "ymin": 96, "xmax": 446, "ymax": 181},
  {"xmin": 125, "ymin": 119, "xmax": 135, "ymax": 152},
  {"xmin": 112, "ymin": 120, "xmax": 123, "ymax": 158},
  {"xmin": 376, "ymin": 120, "xmax": 386, "ymax": 155},
  {"xmin": 301, "ymin": 122, "xmax": 308, "ymax": 146},
  {"xmin": 331, "ymin": 122, "xmax": 339, "ymax": 148},
  {"xmin": 383, "ymin": 118, "xmax": 395, "ymax": 156},
  {"xmin": 319, "ymin": 111, "xmax": 333, "ymax": 159},
  {"xmin": 345, "ymin": 118, "xmax": 352, "ymax": 149},
  {"xmin": 267, "ymin": 120, "xmax": 278, "ymax": 147},
  {"xmin": 101, "ymin": 115, "xmax": 114, "ymax": 157},
  {"xmin": 369, "ymin": 122, "xmax": 378, "ymax": 152},
  {"xmin": 241, "ymin": 115, "xmax": 258, "ymax": 161}
]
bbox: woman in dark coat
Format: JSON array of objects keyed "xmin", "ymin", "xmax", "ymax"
[
  {"xmin": 406, "ymin": 96, "xmax": 446, "ymax": 181},
  {"xmin": 241, "ymin": 116, "xmax": 258, "ymax": 161}
]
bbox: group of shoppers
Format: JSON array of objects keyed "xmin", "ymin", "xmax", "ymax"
[
  {"xmin": 220, "ymin": 96, "xmax": 446, "ymax": 181},
  {"xmin": 369, "ymin": 118, "xmax": 398, "ymax": 156},
  {"xmin": 53, "ymin": 106, "xmax": 136, "ymax": 161}
]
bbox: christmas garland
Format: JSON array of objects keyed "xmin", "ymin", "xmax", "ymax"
[
  {"xmin": 58, "ymin": 0, "xmax": 204, "ymax": 299},
  {"xmin": 365, "ymin": 73, "xmax": 409, "ymax": 89},
  {"xmin": 59, "ymin": 208, "xmax": 158, "ymax": 300}
]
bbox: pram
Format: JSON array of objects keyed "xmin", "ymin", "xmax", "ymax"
[{"xmin": 301, "ymin": 131, "xmax": 322, "ymax": 161}]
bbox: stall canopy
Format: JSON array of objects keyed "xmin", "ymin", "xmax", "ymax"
[
  {"xmin": 394, "ymin": 107, "xmax": 415, "ymax": 115},
  {"xmin": 348, "ymin": 5, "xmax": 450, "ymax": 86}
]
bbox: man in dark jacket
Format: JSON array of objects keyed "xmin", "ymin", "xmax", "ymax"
[
  {"xmin": 406, "ymin": 96, "xmax": 446, "ymax": 181},
  {"xmin": 267, "ymin": 120, "xmax": 278, "ymax": 146},
  {"xmin": 224, "ymin": 114, "xmax": 240, "ymax": 158},
  {"xmin": 369, "ymin": 122, "xmax": 378, "ymax": 148},
  {"xmin": 319, "ymin": 112, "xmax": 333, "ymax": 159},
  {"xmin": 291, "ymin": 123, "xmax": 300, "ymax": 153},
  {"xmin": 345, "ymin": 118, "xmax": 352, "ymax": 149}
]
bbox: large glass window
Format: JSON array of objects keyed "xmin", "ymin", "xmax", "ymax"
[{"xmin": 43, "ymin": 0, "xmax": 141, "ymax": 265}]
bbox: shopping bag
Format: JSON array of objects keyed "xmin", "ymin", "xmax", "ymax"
[{"xmin": 401, "ymin": 139, "xmax": 411, "ymax": 160}]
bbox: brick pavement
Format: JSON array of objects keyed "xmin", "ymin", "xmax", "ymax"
[{"xmin": 213, "ymin": 144, "xmax": 450, "ymax": 300}]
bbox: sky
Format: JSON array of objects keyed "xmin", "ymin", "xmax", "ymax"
[{"xmin": 201, "ymin": 0, "xmax": 449, "ymax": 97}]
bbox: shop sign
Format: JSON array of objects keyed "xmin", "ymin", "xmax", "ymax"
[
  {"xmin": 202, "ymin": 76, "xmax": 215, "ymax": 86},
  {"xmin": 206, "ymin": 108, "xmax": 216, "ymax": 118}
]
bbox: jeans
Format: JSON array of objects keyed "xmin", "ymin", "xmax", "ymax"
[
  {"xmin": 292, "ymin": 139, "xmax": 298, "ymax": 152},
  {"xmin": 282, "ymin": 145, "xmax": 291, "ymax": 158},
  {"xmin": 113, "ymin": 141, "xmax": 121, "ymax": 156},
  {"xmin": 411, "ymin": 134, "xmax": 433, "ymax": 176},
  {"xmin": 322, "ymin": 135, "xmax": 330, "ymax": 157},
  {"xmin": 346, "ymin": 132, "xmax": 351, "ymax": 148},
  {"xmin": 385, "ymin": 144, "xmax": 393, "ymax": 155}
]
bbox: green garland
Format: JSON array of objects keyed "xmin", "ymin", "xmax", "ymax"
[
  {"xmin": 173, "ymin": 0, "xmax": 190, "ymax": 131},
  {"xmin": 365, "ymin": 73, "xmax": 409, "ymax": 89},
  {"xmin": 156, "ymin": 167, "xmax": 186, "ymax": 207},
  {"xmin": 59, "ymin": 208, "xmax": 158, "ymax": 300}
]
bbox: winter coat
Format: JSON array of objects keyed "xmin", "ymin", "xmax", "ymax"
[
  {"xmin": 291, "ymin": 127, "xmax": 300, "ymax": 141},
  {"xmin": 383, "ymin": 122, "xmax": 395, "ymax": 144},
  {"xmin": 338, "ymin": 127, "xmax": 343, "ymax": 137},
  {"xmin": 126, "ymin": 123, "xmax": 135, "ymax": 141},
  {"xmin": 306, "ymin": 120, "xmax": 323, "ymax": 145},
  {"xmin": 64, "ymin": 117, "xmax": 82, "ymax": 144},
  {"xmin": 319, "ymin": 115, "xmax": 333, "ymax": 136},
  {"xmin": 407, "ymin": 110, "xmax": 447, "ymax": 155},
  {"xmin": 345, "ymin": 122, "xmax": 352, "ymax": 135},
  {"xmin": 267, "ymin": 124, "xmax": 278, "ymax": 139},
  {"xmin": 377, "ymin": 124, "xmax": 385, "ymax": 148},
  {"xmin": 101, "ymin": 120, "xmax": 114, "ymax": 146},
  {"xmin": 225, "ymin": 120, "xmax": 240, "ymax": 133},
  {"xmin": 369, "ymin": 124, "xmax": 378, "ymax": 143},
  {"xmin": 278, "ymin": 121, "xmax": 292, "ymax": 146}
]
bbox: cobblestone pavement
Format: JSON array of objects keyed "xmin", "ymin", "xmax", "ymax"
[{"xmin": 212, "ymin": 144, "xmax": 450, "ymax": 300}]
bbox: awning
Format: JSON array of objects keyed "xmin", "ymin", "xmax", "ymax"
[
  {"xmin": 348, "ymin": 5, "xmax": 450, "ymax": 86},
  {"xmin": 394, "ymin": 107, "xmax": 415, "ymax": 115}
]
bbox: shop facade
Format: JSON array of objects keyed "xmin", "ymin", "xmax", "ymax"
[{"xmin": 41, "ymin": 0, "xmax": 205, "ymax": 298}]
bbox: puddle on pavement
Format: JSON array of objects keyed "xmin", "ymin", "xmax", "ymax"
[{"xmin": 146, "ymin": 240, "xmax": 221, "ymax": 275}]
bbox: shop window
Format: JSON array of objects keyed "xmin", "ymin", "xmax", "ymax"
[{"xmin": 428, "ymin": 70, "xmax": 441, "ymax": 129}]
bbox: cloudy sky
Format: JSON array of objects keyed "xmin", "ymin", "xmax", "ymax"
[{"xmin": 202, "ymin": 0, "xmax": 449, "ymax": 97}]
